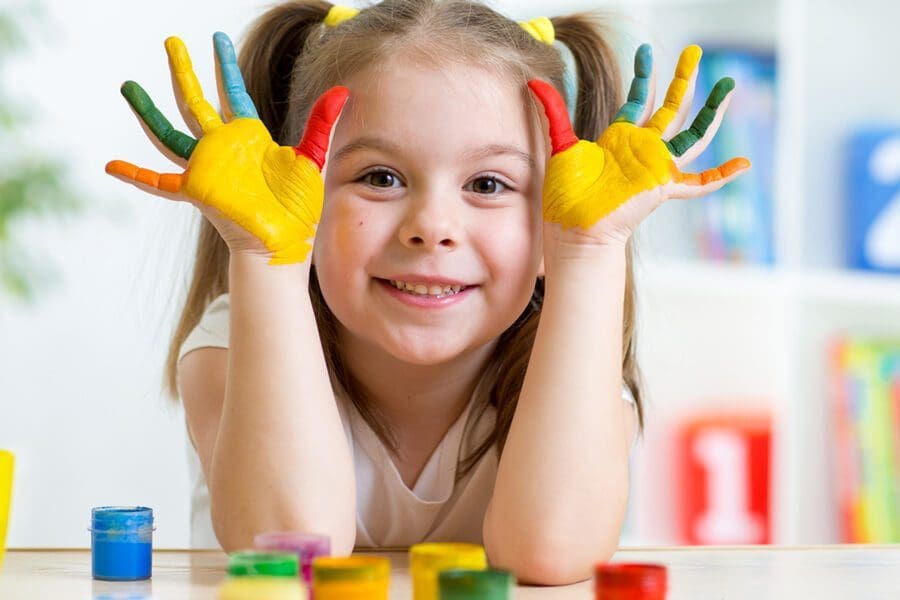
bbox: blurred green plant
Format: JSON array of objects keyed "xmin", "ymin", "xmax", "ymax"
[{"xmin": 0, "ymin": 4, "xmax": 83, "ymax": 304}]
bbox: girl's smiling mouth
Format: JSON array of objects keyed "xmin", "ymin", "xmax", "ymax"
[{"xmin": 373, "ymin": 277, "xmax": 478, "ymax": 308}]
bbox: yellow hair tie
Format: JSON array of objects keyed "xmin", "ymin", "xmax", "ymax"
[
  {"xmin": 325, "ymin": 4, "xmax": 360, "ymax": 27},
  {"xmin": 519, "ymin": 16, "xmax": 555, "ymax": 45}
]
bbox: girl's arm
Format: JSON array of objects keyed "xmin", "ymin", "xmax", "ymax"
[
  {"xmin": 484, "ymin": 44, "xmax": 750, "ymax": 584},
  {"xmin": 106, "ymin": 33, "xmax": 356, "ymax": 553},
  {"xmin": 483, "ymin": 239, "xmax": 633, "ymax": 585},
  {"xmin": 204, "ymin": 253, "xmax": 356, "ymax": 553}
]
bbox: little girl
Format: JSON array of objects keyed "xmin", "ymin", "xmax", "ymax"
[{"xmin": 106, "ymin": 0, "xmax": 748, "ymax": 585}]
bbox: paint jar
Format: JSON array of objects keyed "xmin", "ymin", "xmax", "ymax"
[
  {"xmin": 594, "ymin": 563, "xmax": 668, "ymax": 600},
  {"xmin": 90, "ymin": 506, "xmax": 154, "ymax": 581},
  {"xmin": 218, "ymin": 575, "xmax": 307, "ymax": 600},
  {"xmin": 228, "ymin": 550, "xmax": 300, "ymax": 577},
  {"xmin": 312, "ymin": 555, "xmax": 390, "ymax": 600},
  {"xmin": 254, "ymin": 531, "xmax": 330, "ymax": 592},
  {"xmin": 0, "ymin": 450, "xmax": 13, "ymax": 571},
  {"xmin": 438, "ymin": 568, "xmax": 515, "ymax": 599},
  {"xmin": 409, "ymin": 543, "xmax": 487, "ymax": 600}
]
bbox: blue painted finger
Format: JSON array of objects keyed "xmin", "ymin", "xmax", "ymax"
[
  {"xmin": 613, "ymin": 43, "xmax": 653, "ymax": 124},
  {"xmin": 213, "ymin": 31, "xmax": 259, "ymax": 119}
]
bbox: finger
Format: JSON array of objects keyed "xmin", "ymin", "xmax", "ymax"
[
  {"xmin": 294, "ymin": 85, "xmax": 351, "ymax": 170},
  {"xmin": 105, "ymin": 159, "xmax": 185, "ymax": 196},
  {"xmin": 670, "ymin": 79, "xmax": 735, "ymax": 167},
  {"xmin": 165, "ymin": 36, "xmax": 224, "ymax": 135},
  {"xmin": 671, "ymin": 156, "xmax": 751, "ymax": 199},
  {"xmin": 613, "ymin": 43, "xmax": 653, "ymax": 125},
  {"xmin": 527, "ymin": 79, "xmax": 578, "ymax": 155},
  {"xmin": 213, "ymin": 31, "xmax": 259, "ymax": 120},
  {"xmin": 646, "ymin": 45, "xmax": 702, "ymax": 137},
  {"xmin": 121, "ymin": 81, "xmax": 196, "ymax": 164}
]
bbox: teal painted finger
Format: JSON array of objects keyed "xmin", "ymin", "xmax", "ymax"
[
  {"xmin": 214, "ymin": 31, "xmax": 259, "ymax": 119},
  {"xmin": 665, "ymin": 77, "xmax": 735, "ymax": 157},
  {"xmin": 613, "ymin": 43, "xmax": 653, "ymax": 124},
  {"xmin": 121, "ymin": 80, "xmax": 197, "ymax": 159}
]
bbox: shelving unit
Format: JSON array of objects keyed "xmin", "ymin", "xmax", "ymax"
[{"xmin": 602, "ymin": 0, "xmax": 900, "ymax": 545}]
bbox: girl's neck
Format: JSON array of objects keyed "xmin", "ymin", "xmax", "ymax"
[{"xmin": 338, "ymin": 328, "xmax": 497, "ymax": 438}]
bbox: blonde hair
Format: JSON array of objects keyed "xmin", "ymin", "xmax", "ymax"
[{"xmin": 165, "ymin": 0, "xmax": 644, "ymax": 478}]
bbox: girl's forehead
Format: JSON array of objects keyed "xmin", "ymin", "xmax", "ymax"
[{"xmin": 336, "ymin": 56, "xmax": 542, "ymax": 149}]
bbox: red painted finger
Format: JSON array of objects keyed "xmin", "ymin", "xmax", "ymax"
[
  {"xmin": 294, "ymin": 85, "xmax": 351, "ymax": 170},
  {"xmin": 676, "ymin": 157, "xmax": 751, "ymax": 186},
  {"xmin": 106, "ymin": 159, "xmax": 183, "ymax": 193},
  {"xmin": 527, "ymin": 79, "xmax": 578, "ymax": 155}
]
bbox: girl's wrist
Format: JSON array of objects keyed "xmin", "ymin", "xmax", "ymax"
[{"xmin": 229, "ymin": 250, "xmax": 313, "ymax": 281}]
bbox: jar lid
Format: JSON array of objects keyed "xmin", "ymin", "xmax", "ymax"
[
  {"xmin": 438, "ymin": 568, "xmax": 515, "ymax": 599},
  {"xmin": 409, "ymin": 542, "xmax": 487, "ymax": 571},
  {"xmin": 90, "ymin": 506, "xmax": 153, "ymax": 532},
  {"xmin": 228, "ymin": 551, "xmax": 299, "ymax": 577},
  {"xmin": 253, "ymin": 531, "xmax": 331, "ymax": 559},
  {"xmin": 312, "ymin": 556, "xmax": 390, "ymax": 583},
  {"xmin": 595, "ymin": 563, "xmax": 667, "ymax": 592}
]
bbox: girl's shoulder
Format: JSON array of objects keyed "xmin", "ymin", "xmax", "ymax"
[{"xmin": 178, "ymin": 293, "xmax": 231, "ymax": 363}]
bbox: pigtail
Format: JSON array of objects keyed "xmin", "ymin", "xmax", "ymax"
[
  {"xmin": 551, "ymin": 14, "xmax": 623, "ymax": 141},
  {"xmin": 238, "ymin": 0, "xmax": 333, "ymax": 143}
]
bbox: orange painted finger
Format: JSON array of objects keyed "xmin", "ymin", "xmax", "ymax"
[
  {"xmin": 675, "ymin": 157, "xmax": 751, "ymax": 186},
  {"xmin": 294, "ymin": 85, "xmax": 351, "ymax": 170},
  {"xmin": 105, "ymin": 159, "xmax": 184, "ymax": 193},
  {"xmin": 527, "ymin": 79, "xmax": 578, "ymax": 155}
]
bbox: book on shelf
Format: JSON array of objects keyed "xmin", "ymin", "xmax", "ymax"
[
  {"xmin": 686, "ymin": 45, "xmax": 775, "ymax": 265},
  {"xmin": 846, "ymin": 128, "xmax": 900, "ymax": 273},
  {"xmin": 830, "ymin": 337, "xmax": 900, "ymax": 542}
]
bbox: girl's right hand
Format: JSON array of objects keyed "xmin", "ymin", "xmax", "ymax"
[{"xmin": 106, "ymin": 32, "xmax": 349, "ymax": 266}]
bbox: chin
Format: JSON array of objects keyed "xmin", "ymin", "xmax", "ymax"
[{"xmin": 379, "ymin": 336, "xmax": 471, "ymax": 366}]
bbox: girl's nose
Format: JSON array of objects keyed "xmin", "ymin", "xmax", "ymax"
[{"xmin": 397, "ymin": 189, "xmax": 463, "ymax": 250}]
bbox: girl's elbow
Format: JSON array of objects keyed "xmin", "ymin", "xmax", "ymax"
[
  {"xmin": 210, "ymin": 500, "xmax": 356, "ymax": 556},
  {"xmin": 488, "ymin": 533, "xmax": 619, "ymax": 586}
]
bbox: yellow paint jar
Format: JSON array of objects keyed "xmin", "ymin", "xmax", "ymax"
[
  {"xmin": 409, "ymin": 543, "xmax": 487, "ymax": 600},
  {"xmin": 217, "ymin": 575, "xmax": 306, "ymax": 600},
  {"xmin": 312, "ymin": 555, "xmax": 390, "ymax": 600},
  {"xmin": 0, "ymin": 450, "xmax": 13, "ymax": 571}
]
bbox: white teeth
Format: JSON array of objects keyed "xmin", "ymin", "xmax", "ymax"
[{"xmin": 388, "ymin": 279, "xmax": 466, "ymax": 297}]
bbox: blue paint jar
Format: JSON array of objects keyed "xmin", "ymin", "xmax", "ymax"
[{"xmin": 90, "ymin": 506, "xmax": 154, "ymax": 581}]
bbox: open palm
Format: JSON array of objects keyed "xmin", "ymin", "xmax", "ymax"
[
  {"xmin": 529, "ymin": 44, "xmax": 751, "ymax": 248},
  {"xmin": 106, "ymin": 32, "xmax": 348, "ymax": 265}
]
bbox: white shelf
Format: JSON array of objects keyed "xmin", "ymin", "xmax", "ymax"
[{"xmin": 618, "ymin": 0, "xmax": 900, "ymax": 547}]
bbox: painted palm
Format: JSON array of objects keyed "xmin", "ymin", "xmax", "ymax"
[{"xmin": 106, "ymin": 32, "xmax": 349, "ymax": 265}]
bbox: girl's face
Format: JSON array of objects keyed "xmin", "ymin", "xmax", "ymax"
[{"xmin": 316, "ymin": 55, "xmax": 547, "ymax": 366}]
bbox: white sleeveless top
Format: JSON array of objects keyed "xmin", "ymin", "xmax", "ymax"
[{"xmin": 178, "ymin": 293, "xmax": 634, "ymax": 550}]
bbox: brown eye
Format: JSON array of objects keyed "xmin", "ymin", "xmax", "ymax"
[
  {"xmin": 469, "ymin": 176, "xmax": 508, "ymax": 195},
  {"xmin": 361, "ymin": 169, "xmax": 400, "ymax": 188}
]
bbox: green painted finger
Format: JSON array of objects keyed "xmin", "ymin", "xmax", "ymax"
[
  {"xmin": 121, "ymin": 80, "xmax": 198, "ymax": 159},
  {"xmin": 665, "ymin": 77, "xmax": 734, "ymax": 157},
  {"xmin": 614, "ymin": 43, "xmax": 653, "ymax": 124}
]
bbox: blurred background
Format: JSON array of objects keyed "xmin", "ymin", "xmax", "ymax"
[{"xmin": 1, "ymin": 0, "xmax": 899, "ymax": 549}]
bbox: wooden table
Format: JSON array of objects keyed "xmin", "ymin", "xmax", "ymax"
[{"xmin": 1, "ymin": 546, "xmax": 899, "ymax": 598}]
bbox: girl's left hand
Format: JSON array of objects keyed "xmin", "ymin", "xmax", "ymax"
[{"xmin": 528, "ymin": 44, "xmax": 751, "ymax": 250}]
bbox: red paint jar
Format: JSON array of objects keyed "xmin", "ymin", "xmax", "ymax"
[{"xmin": 594, "ymin": 563, "xmax": 667, "ymax": 600}]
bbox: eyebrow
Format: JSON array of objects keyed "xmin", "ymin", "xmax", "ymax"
[{"xmin": 332, "ymin": 136, "xmax": 536, "ymax": 169}]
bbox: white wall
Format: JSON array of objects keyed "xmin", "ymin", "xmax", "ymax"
[{"xmin": 0, "ymin": 0, "xmax": 612, "ymax": 549}]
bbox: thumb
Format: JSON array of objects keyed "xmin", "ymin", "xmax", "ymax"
[
  {"xmin": 527, "ymin": 79, "xmax": 578, "ymax": 156},
  {"xmin": 293, "ymin": 85, "xmax": 351, "ymax": 170}
]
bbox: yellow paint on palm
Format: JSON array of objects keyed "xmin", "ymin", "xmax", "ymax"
[
  {"xmin": 542, "ymin": 124, "xmax": 675, "ymax": 228},
  {"xmin": 183, "ymin": 118, "xmax": 324, "ymax": 265},
  {"xmin": 166, "ymin": 37, "xmax": 223, "ymax": 134},
  {"xmin": 645, "ymin": 45, "xmax": 702, "ymax": 135}
]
